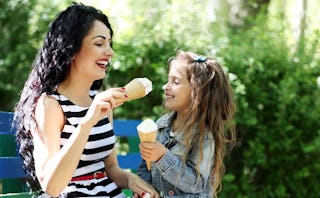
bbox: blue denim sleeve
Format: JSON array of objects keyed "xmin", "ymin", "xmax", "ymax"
[
  {"xmin": 137, "ymin": 158, "xmax": 152, "ymax": 184},
  {"xmin": 154, "ymin": 137, "xmax": 215, "ymax": 193}
]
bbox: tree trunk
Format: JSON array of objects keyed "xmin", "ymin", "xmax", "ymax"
[{"xmin": 296, "ymin": 0, "xmax": 307, "ymax": 56}]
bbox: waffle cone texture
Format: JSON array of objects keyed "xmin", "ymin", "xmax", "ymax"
[
  {"xmin": 138, "ymin": 130, "xmax": 157, "ymax": 171},
  {"xmin": 124, "ymin": 78, "xmax": 146, "ymax": 101}
]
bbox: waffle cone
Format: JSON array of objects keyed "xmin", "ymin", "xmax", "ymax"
[
  {"xmin": 124, "ymin": 78, "xmax": 146, "ymax": 101},
  {"xmin": 138, "ymin": 130, "xmax": 157, "ymax": 171}
]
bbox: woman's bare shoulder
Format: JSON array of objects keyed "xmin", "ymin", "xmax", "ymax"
[
  {"xmin": 36, "ymin": 94, "xmax": 62, "ymax": 112},
  {"xmin": 35, "ymin": 93, "xmax": 64, "ymax": 131}
]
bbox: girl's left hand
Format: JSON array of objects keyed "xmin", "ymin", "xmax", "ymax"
[
  {"xmin": 127, "ymin": 173, "xmax": 159, "ymax": 198},
  {"xmin": 139, "ymin": 141, "xmax": 167, "ymax": 163}
]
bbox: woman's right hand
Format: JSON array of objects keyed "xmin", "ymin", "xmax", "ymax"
[
  {"xmin": 82, "ymin": 87, "xmax": 127, "ymax": 127},
  {"xmin": 127, "ymin": 173, "xmax": 159, "ymax": 198}
]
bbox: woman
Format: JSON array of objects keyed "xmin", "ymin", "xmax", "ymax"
[{"xmin": 14, "ymin": 3, "xmax": 158, "ymax": 198}]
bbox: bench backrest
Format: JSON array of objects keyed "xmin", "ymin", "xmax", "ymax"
[{"xmin": 0, "ymin": 111, "xmax": 141, "ymax": 195}]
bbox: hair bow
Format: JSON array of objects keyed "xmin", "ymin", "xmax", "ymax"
[{"xmin": 194, "ymin": 56, "xmax": 207, "ymax": 62}]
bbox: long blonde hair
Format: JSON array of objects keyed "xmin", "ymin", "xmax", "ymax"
[{"xmin": 168, "ymin": 51, "xmax": 236, "ymax": 197}]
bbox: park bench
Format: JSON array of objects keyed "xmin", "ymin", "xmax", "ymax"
[{"xmin": 0, "ymin": 111, "xmax": 142, "ymax": 197}]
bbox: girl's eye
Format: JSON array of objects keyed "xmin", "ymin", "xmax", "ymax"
[
  {"xmin": 174, "ymin": 80, "xmax": 180, "ymax": 85},
  {"xmin": 95, "ymin": 43, "xmax": 103, "ymax": 47},
  {"xmin": 167, "ymin": 78, "xmax": 180, "ymax": 85}
]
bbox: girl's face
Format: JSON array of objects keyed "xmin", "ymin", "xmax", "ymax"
[
  {"xmin": 163, "ymin": 60, "xmax": 192, "ymax": 114},
  {"xmin": 72, "ymin": 20, "xmax": 114, "ymax": 81}
]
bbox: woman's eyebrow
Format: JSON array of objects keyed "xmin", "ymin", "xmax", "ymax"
[{"xmin": 92, "ymin": 35, "xmax": 106, "ymax": 40}]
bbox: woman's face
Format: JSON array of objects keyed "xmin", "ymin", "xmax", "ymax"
[
  {"xmin": 72, "ymin": 20, "xmax": 114, "ymax": 81},
  {"xmin": 162, "ymin": 60, "xmax": 192, "ymax": 114}
]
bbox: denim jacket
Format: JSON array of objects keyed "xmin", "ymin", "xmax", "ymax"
[{"xmin": 137, "ymin": 112, "xmax": 215, "ymax": 198}]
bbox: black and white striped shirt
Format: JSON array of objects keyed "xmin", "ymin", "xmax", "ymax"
[{"xmin": 48, "ymin": 90, "xmax": 125, "ymax": 198}]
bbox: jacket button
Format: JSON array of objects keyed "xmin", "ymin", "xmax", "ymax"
[{"xmin": 168, "ymin": 190, "xmax": 174, "ymax": 196}]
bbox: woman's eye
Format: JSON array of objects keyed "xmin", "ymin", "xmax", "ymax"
[{"xmin": 95, "ymin": 43, "xmax": 103, "ymax": 47}]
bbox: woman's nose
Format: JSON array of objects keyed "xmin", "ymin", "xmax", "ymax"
[{"xmin": 105, "ymin": 45, "xmax": 114, "ymax": 56}]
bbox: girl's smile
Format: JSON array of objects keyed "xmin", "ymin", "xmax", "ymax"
[{"xmin": 162, "ymin": 60, "xmax": 191, "ymax": 114}]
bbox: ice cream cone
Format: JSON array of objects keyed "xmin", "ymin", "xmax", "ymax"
[
  {"xmin": 114, "ymin": 78, "xmax": 152, "ymax": 103},
  {"xmin": 124, "ymin": 78, "xmax": 152, "ymax": 101},
  {"xmin": 137, "ymin": 119, "xmax": 158, "ymax": 171}
]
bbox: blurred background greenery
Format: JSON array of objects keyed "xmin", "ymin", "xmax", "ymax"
[{"xmin": 1, "ymin": 0, "xmax": 319, "ymax": 197}]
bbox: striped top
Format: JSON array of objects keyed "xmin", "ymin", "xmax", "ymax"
[{"xmin": 48, "ymin": 90, "xmax": 125, "ymax": 198}]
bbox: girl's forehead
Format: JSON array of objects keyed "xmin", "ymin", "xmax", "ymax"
[
  {"xmin": 170, "ymin": 59, "xmax": 187, "ymax": 71},
  {"xmin": 169, "ymin": 60, "xmax": 188, "ymax": 78}
]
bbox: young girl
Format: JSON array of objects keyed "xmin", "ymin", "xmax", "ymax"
[
  {"xmin": 138, "ymin": 51, "xmax": 236, "ymax": 197},
  {"xmin": 14, "ymin": 3, "xmax": 158, "ymax": 198}
]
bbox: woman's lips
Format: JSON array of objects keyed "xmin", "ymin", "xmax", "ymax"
[
  {"xmin": 96, "ymin": 59, "xmax": 110, "ymax": 69},
  {"xmin": 96, "ymin": 59, "xmax": 109, "ymax": 66}
]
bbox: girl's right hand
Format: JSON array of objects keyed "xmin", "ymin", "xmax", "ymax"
[
  {"xmin": 82, "ymin": 87, "xmax": 127, "ymax": 127},
  {"xmin": 139, "ymin": 142, "xmax": 167, "ymax": 163}
]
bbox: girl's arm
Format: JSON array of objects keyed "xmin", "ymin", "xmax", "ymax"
[{"xmin": 141, "ymin": 137, "xmax": 214, "ymax": 193}]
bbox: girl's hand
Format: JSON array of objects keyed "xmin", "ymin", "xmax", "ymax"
[
  {"xmin": 82, "ymin": 87, "xmax": 126, "ymax": 127},
  {"xmin": 127, "ymin": 173, "xmax": 159, "ymax": 198},
  {"xmin": 139, "ymin": 141, "xmax": 167, "ymax": 163}
]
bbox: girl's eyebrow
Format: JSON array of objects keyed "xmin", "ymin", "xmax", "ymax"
[
  {"xmin": 168, "ymin": 74, "xmax": 177, "ymax": 78},
  {"xmin": 168, "ymin": 75, "xmax": 182, "ymax": 81}
]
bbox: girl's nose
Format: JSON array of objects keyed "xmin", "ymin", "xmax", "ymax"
[{"xmin": 162, "ymin": 83, "xmax": 168, "ymax": 90}]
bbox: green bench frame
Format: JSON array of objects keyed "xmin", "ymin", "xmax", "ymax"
[{"xmin": 0, "ymin": 111, "xmax": 141, "ymax": 197}]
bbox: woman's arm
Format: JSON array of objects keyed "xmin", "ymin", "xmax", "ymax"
[
  {"xmin": 33, "ymin": 94, "xmax": 94, "ymax": 196},
  {"xmin": 33, "ymin": 89, "xmax": 124, "ymax": 196},
  {"xmin": 106, "ymin": 113, "xmax": 158, "ymax": 198},
  {"xmin": 137, "ymin": 157, "xmax": 152, "ymax": 184},
  {"xmin": 103, "ymin": 149, "xmax": 159, "ymax": 198}
]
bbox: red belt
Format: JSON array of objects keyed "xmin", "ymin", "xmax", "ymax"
[{"xmin": 71, "ymin": 171, "xmax": 107, "ymax": 181}]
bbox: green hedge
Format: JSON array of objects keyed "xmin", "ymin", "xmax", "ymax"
[{"xmin": 218, "ymin": 20, "xmax": 320, "ymax": 198}]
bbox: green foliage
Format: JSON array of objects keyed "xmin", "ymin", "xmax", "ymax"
[
  {"xmin": 106, "ymin": 0, "xmax": 193, "ymax": 119},
  {"xmin": 217, "ymin": 15, "xmax": 320, "ymax": 198},
  {"xmin": 107, "ymin": 37, "xmax": 181, "ymax": 119},
  {"xmin": 106, "ymin": 0, "xmax": 217, "ymax": 119},
  {"xmin": 0, "ymin": 0, "xmax": 65, "ymax": 111}
]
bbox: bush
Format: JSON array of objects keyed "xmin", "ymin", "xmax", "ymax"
[{"xmin": 218, "ymin": 18, "xmax": 320, "ymax": 198}]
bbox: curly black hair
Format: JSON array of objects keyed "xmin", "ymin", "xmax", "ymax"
[{"xmin": 14, "ymin": 2, "xmax": 113, "ymax": 193}]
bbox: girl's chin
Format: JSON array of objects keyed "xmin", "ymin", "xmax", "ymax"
[{"xmin": 164, "ymin": 103, "xmax": 175, "ymax": 111}]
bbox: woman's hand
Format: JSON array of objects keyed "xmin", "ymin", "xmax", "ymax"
[
  {"xmin": 82, "ymin": 87, "xmax": 127, "ymax": 127},
  {"xmin": 139, "ymin": 141, "xmax": 167, "ymax": 163},
  {"xmin": 127, "ymin": 173, "xmax": 159, "ymax": 198}
]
